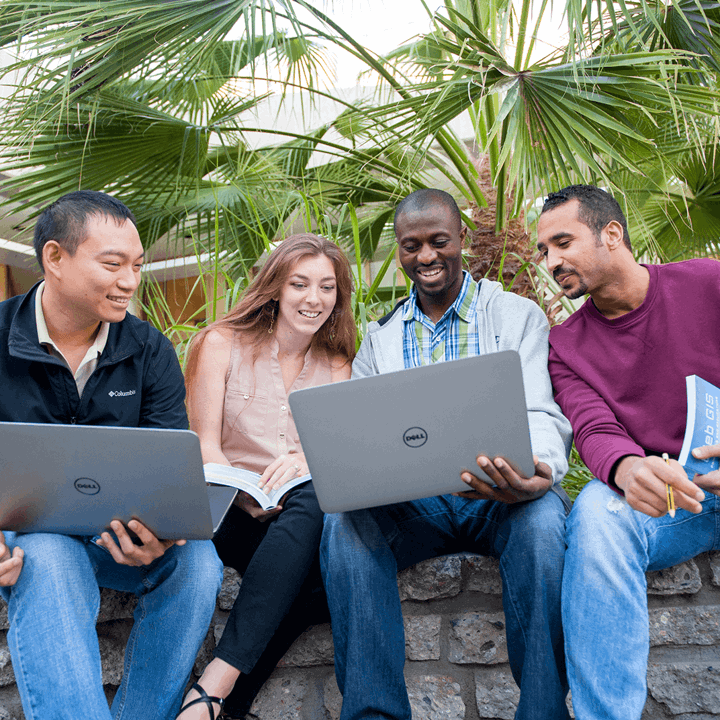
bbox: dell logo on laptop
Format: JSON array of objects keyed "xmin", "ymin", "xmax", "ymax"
[
  {"xmin": 74, "ymin": 478, "xmax": 101, "ymax": 495},
  {"xmin": 403, "ymin": 427, "xmax": 428, "ymax": 448}
]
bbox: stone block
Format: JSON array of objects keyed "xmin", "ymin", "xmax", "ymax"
[
  {"xmin": 0, "ymin": 705, "xmax": 17, "ymax": 720},
  {"xmin": 0, "ymin": 602, "xmax": 8, "ymax": 632},
  {"xmin": 248, "ymin": 677, "xmax": 307, "ymax": 720},
  {"xmin": 97, "ymin": 588, "xmax": 137, "ymax": 623},
  {"xmin": 407, "ymin": 675, "xmax": 465, "ymax": 720},
  {"xmin": 474, "ymin": 671, "xmax": 575, "ymax": 719},
  {"xmin": 647, "ymin": 663, "xmax": 720, "ymax": 714},
  {"xmin": 278, "ymin": 624, "xmax": 334, "ymax": 668},
  {"xmin": 0, "ymin": 636, "xmax": 15, "ymax": 688},
  {"xmin": 98, "ymin": 633, "xmax": 127, "ymax": 686},
  {"xmin": 213, "ymin": 619, "xmax": 226, "ymax": 646},
  {"xmin": 217, "ymin": 567, "xmax": 241, "ymax": 611},
  {"xmin": 399, "ymin": 556, "xmax": 462, "ymax": 601},
  {"xmin": 192, "ymin": 628, "xmax": 215, "ymax": 677},
  {"xmin": 448, "ymin": 612, "xmax": 508, "ymax": 665},
  {"xmin": 463, "ymin": 555, "xmax": 502, "ymax": 595},
  {"xmin": 649, "ymin": 606, "xmax": 720, "ymax": 646},
  {"xmin": 404, "ymin": 615, "xmax": 441, "ymax": 661},
  {"xmin": 323, "ymin": 674, "xmax": 343, "ymax": 720},
  {"xmin": 646, "ymin": 560, "xmax": 701, "ymax": 595},
  {"xmin": 326, "ymin": 673, "xmax": 466, "ymax": 720},
  {"xmin": 475, "ymin": 668, "xmax": 519, "ymax": 720},
  {"xmin": 709, "ymin": 551, "xmax": 720, "ymax": 587}
]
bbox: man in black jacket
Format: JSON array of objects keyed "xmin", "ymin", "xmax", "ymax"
[{"xmin": 0, "ymin": 191, "xmax": 223, "ymax": 720}]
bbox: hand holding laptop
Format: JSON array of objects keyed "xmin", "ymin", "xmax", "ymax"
[
  {"xmin": 95, "ymin": 519, "xmax": 186, "ymax": 567},
  {"xmin": 0, "ymin": 530, "xmax": 24, "ymax": 587},
  {"xmin": 458, "ymin": 454, "xmax": 553, "ymax": 504}
]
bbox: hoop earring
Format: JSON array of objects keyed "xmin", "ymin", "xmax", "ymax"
[{"xmin": 268, "ymin": 303, "xmax": 276, "ymax": 334}]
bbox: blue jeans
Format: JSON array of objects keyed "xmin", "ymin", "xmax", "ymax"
[
  {"xmin": 0, "ymin": 532, "xmax": 223, "ymax": 720},
  {"xmin": 563, "ymin": 479, "xmax": 720, "ymax": 720},
  {"xmin": 320, "ymin": 490, "xmax": 570, "ymax": 720}
]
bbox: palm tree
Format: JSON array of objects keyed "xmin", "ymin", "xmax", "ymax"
[
  {"xmin": 308, "ymin": 0, "xmax": 719, "ymax": 256},
  {"xmin": 1, "ymin": 2, "xmax": 428, "ymax": 243},
  {"xmin": 0, "ymin": 0, "xmax": 717, "ymax": 274}
]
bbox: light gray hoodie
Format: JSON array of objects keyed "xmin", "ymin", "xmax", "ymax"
[{"xmin": 352, "ymin": 278, "xmax": 572, "ymax": 485}]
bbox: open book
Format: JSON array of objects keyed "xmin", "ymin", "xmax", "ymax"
[
  {"xmin": 203, "ymin": 463, "xmax": 311, "ymax": 510},
  {"xmin": 678, "ymin": 375, "xmax": 720, "ymax": 480}
]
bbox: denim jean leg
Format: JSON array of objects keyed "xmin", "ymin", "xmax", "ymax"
[
  {"xmin": 562, "ymin": 480, "xmax": 718, "ymax": 720},
  {"xmin": 91, "ymin": 539, "xmax": 224, "ymax": 720},
  {"xmin": 320, "ymin": 510, "xmax": 411, "ymax": 720},
  {"xmin": 0, "ymin": 532, "xmax": 112, "ymax": 720},
  {"xmin": 489, "ymin": 491, "xmax": 569, "ymax": 720}
]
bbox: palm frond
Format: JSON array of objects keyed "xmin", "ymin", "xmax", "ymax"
[{"xmin": 0, "ymin": 0, "xmax": 307, "ymax": 128}]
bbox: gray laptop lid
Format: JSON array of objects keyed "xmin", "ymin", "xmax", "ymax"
[
  {"xmin": 0, "ymin": 423, "xmax": 236, "ymax": 540},
  {"xmin": 288, "ymin": 351, "xmax": 534, "ymax": 513}
]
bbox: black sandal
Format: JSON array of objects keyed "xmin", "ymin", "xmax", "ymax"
[{"xmin": 178, "ymin": 682, "xmax": 225, "ymax": 720}]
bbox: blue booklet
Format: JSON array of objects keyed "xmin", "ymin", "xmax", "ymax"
[{"xmin": 678, "ymin": 375, "xmax": 720, "ymax": 479}]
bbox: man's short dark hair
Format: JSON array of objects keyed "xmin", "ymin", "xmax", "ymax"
[
  {"xmin": 33, "ymin": 190, "xmax": 137, "ymax": 271},
  {"xmin": 541, "ymin": 185, "xmax": 632, "ymax": 252},
  {"xmin": 394, "ymin": 188, "xmax": 462, "ymax": 235}
]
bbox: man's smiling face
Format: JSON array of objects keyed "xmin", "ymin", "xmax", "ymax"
[
  {"xmin": 53, "ymin": 214, "xmax": 144, "ymax": 326},
  {"xmin": 396, "ymin": 203, "xmax": 466, "ymax": 313}
]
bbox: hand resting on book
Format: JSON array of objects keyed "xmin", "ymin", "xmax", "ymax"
[
  {"xmin": 204, "ymin": 455, "xmax": 311, "ymax": 522},
  {"xmin": 237, "ymin": 453, "xmax": 309, "ymax": 522},
  {"xmin": 257, "ymin": 452, "xmax": 309, "ymax": 495}
]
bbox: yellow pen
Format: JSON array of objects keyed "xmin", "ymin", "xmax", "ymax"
[{"xmin": 663, "ymin": 453, "xmax": 675, "ymax": 518}]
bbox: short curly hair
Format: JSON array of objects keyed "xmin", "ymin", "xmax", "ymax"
[{"xmin": 541, "ymin": 185, "xmax": 631, "ymax": 251}]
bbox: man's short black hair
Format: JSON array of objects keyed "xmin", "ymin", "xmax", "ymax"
[
  {"xmin": 394, "ymin": 188, "xmax": 462, "ymax": 235},
  {"xmin": 541, "ymin": 184, "xmax": 632, "ymax": 252},
  {"xmin": 33, "ymin": 190, "xmax": 137, "ymax": 271}
]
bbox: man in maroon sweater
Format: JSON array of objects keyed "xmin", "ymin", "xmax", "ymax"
[{"xmin": 537, "ymin": 184, "xmax": 720, "ymax": 720}]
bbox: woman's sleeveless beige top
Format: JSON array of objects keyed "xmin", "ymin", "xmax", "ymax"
[{"xmin": 221, "ymin": 336, "xmax": 334, "ymax": 475}]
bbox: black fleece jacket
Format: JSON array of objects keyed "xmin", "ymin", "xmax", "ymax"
[{"xmin": 0, "ymin": 283, "xmax": 187, "ymax": 429}]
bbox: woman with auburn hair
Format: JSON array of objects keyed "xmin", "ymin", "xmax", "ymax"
[{"xmin": 178, "ymin": 234, "xmax": 355, "ymax": 720}]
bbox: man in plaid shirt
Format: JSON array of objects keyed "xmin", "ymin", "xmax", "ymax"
[{"xmin": 320, "ymin": 188, "xmax": 572, "ymax": 720}]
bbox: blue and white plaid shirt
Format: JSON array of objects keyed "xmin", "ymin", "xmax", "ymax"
[{"xmin": 402, "ymin": 271, "xmax": 488, "ymax": 369}]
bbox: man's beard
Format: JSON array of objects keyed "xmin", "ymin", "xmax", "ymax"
[{"xmin": 554, "ymin": 268, "xmax": 588, "ymax": 300}]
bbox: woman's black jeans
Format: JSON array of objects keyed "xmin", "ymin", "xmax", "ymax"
[{"xmin": 211, "ymin": 482, "xmax": 329, "ymax": 717}]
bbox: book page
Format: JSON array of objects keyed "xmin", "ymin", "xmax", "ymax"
[{"xmin": 204, "ymin": 463, "xmax": 310, "ymax": 510}]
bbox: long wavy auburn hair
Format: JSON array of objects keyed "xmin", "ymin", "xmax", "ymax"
[{"xmin": 185, "ymin": 234, "xmax": 356, "ymax": 399}]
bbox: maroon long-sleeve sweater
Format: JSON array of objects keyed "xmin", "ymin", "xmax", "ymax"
[{"xmin": 549, "ymin": 258, "xmax": 720, "ymax": 486}]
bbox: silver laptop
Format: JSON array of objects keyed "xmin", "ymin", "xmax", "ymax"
[
  {"xmin": 0, "ymin": 423, "xmax": 237, "ymax": 540},
  {"xmin": 288, "ymin": 351, "xmax": 534, "ymax": 513}
]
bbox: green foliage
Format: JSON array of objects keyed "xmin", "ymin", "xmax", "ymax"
[
  {"xmin": 562, "ymin": 446, "xmax": 594, "ymax": 500},
  {"xmin": 138, "ymin": 200, "xmax": 407, "ymax": 365},
  {"xmin": 2, "ymin": 0, "xmax": 719, "ymax": 268}
]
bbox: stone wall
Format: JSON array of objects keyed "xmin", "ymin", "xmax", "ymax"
[{"xmin": 1, "ymin": 553, "xmax": 720, "ymax": 719}]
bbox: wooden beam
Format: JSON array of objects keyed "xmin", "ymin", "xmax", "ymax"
[{"xmin": 0, "ymin": 265, "xmax": 8, "ymax": 302}]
